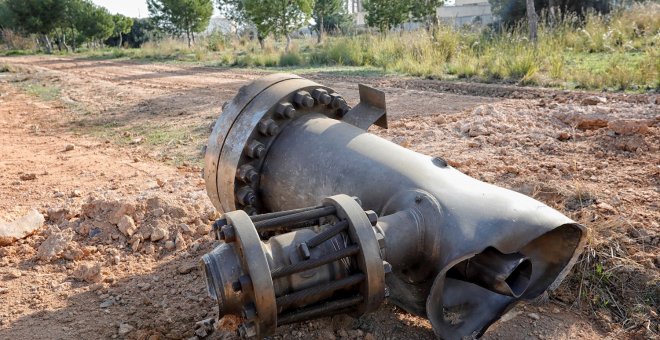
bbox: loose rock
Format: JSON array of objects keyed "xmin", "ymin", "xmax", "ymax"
[
  {"xmin": 581, "ymin": 96, "xmax": 607, "ymax": 106},
  {"xmin": 36, "ymin": 227, "xmax": 75, "ymax": 261},
  {"xmin": 118, "ymin": 323, "xmax": 134, "ymax": 336},
  {"xmin": 0, "ymin": 209, "xmax": 45, "ymax": 246},
  {"xmin": 117, "ymin": 215, "xmax": 137, "ymax": 237},
  {"xmin": 73, "ymin": 262, "xmax": 103, "ymax": 283},
  {"xmin": 64, "ymin": 144, "xmax": 75, "ymax": 152}
]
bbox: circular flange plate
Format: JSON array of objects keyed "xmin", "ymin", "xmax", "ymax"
[
  {"xmin": 225, "ymin": 210, "xmax": 278, "ymax": 337},
  {"xmin": 323, "ymin": 194, "xmax": 385, "ymax": 314},
  {"xmin": 205, "ymin": 74, "xmax": 303, "ymax": 211}
]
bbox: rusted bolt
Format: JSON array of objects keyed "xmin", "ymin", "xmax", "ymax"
[
  {"xmin": 275, "ymin": 102, "xmax": 296, "ymax": 119},
  {"xmin": 258, "ymin": 118, "xmax": 280, "ymax": 136},
  {"xmin": 330, "ymin": 94, "xmax": 349, "ymax": 116},
  {"xmin": 297, "ymin": 242, "xmax": 311, "ymax": 260},
  {"xmin": 312, "ymin": 89, "xmax": 332, "ymax": 105},
  {"xmin": 365, "ymin": 210, "xmax": 378, "ymax": 226},
  {"xmin": 242, "ymin": 303, "xmax": 257, "ymax": 320},
  {"xmin": 220, "ymin": 224, "xmax": 236, "ymax": 243},
  {"xmin": 238, "ymin": 275, "xmax": 253, "ymax": 295},
  {"xmin": 237, "ymin": 165, "xmax": 259, "ymax": 184},
  {"xmin": 294, "ymin": 91, "xmax": 314, "ymax": 108},
  {"xmin": 237, "ymin": 187, "xmax": 257, "ymax": 206},
  {"xmin": 238, "ymin": 322, "xmax": 257, "ymax": 338},
  {"xmin": 245, "ymin": 140, "xmax": 266, "ymax": 159}
]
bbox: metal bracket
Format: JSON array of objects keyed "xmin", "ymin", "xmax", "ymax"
[{"xmin": 342, "ymin": 84, "xmax": 387, "ymax": 130}]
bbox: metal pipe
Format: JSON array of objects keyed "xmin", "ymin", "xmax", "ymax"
[
  {"xmin": 254, "ymin": 205, "xmax": 336, "ymax": 230},
  {"xmin": 276, "ymin": 273, "xmax": 365, "ymax": 310},
  {"xmin": 270, "ymin": 244, "xmax": 360, "ymax": 279},
  {"xmin": 306, "ymin": 220, "xmax": 349, "ymax": 248},
  {"xmin": 250, "ymin": 205, "xmax": 323, "ymax": 223},
  {"xmin": 277, "ymin": 296, "xmax": 364, "ymax": 326}
]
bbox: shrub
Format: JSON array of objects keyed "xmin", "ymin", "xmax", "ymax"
[{"xmin": 279, "ymin": 51, "xmax": 303, "ymax": 67}]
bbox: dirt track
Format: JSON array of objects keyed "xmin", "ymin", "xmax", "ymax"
[{"xmin": 0, "ymin": 56, "xmax": 658, "ymax": 340}]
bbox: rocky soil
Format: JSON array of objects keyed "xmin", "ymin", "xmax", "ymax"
[{"xmin": 0, "ymin": 56, "xmax": 657, "ymax": 340}]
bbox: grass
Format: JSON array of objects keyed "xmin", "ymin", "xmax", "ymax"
[
  {"xmin": 7, "ymin": 2, "xmax": 653, "ymax": 92},
  {"xmin": 22, "ymin": 82, "xmax": 61, "ymax": 101}
]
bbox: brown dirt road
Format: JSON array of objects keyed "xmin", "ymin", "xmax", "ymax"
[{"xmin": 0, "ymin": 55, "xmax": 657, "ymax": 340}]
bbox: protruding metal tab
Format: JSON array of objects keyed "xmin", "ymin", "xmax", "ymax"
[{"xmin": 341, "ymin": 84, "xmax": 387, "ymax": 130}]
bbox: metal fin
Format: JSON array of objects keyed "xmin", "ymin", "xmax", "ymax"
[{"xmin": 342, "ymin": 84, "xmax": 387, "ymax": 130}]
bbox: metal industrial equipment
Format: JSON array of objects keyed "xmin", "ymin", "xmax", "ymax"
[{"xmin": 200, "ymin": 74, "xmax": 587, "ymax": 339}]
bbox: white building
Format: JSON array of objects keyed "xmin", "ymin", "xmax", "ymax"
[
  {"xmin": 347, "ymin": 0, "xmax": 494, "ymax": 28},
  {"xmin": 437, "ymin": 0, "xmax": 494, "ymax": 26}
]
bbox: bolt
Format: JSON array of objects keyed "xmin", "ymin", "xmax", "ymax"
[
  {"xmin": 238, "ymin": 275, "xmax": 253, "ymax": 294},
  {"xmin": 330, "ymin": 94, "xmax": 349, "ymax": 116},
  {"xmin": 365, "ymin": 210, "xmax": 378, "ymax": 226},
  {"xmin": 275, "ymin": 102, "xmax": 296, "ymax": 119},
  {"xmin": 245, "ymin": 140, "xmax": 266, "ymax": 159},
  {"xmin": 383, "ymin": 261, "xmax": 392, "ymax": 274},
  {"xmin": 293, "ymin": 91, "xmax": 314, "ymax": 108},
  {"xmin": 237, "ymin": 165, "xmax": 259, "ymax": 184},
  {"xmin": 297, "ymin": 242, "xmax": 311, "ymax": 260},
  {"xmin": 232, "ymin": 280, "xmax": 242, "ymax": 292},
  {"xmin": 237, "ymin": 187, "xmax": 257, "ymax": 206},
  {"xmin": 432, "ymin": 157, "xmax": 448, "ymax": 168},
  {"xmin": 258, "ymin": 118, "xmax": 279, "ymax": 136},
  {"xmin": 212, "ymin": 218, "xmax": 228, "ymax": 240},
  {"xmin": 242, "ymin": 303, "xmax": 257, "ymax": 320},
  {"xmin": 238, "ymin": 322, "xmax": 257, "ymax": 338},
  {"xmin": 220, "ymin": 225, "xmax": 236, "ymax": 243},
  {"xmin": 375, "ymin": 230, "xmax": 386, "ymax": 250},
  {"xmin": 352, "ymin": 196, "xmax": 363, "ymax": 206},
  {"xmin": 243, "ymin": 205, "xmax": 258, "ymax": 216},
  {"xmin": 312, "ymin": 89, "xmax": 332, "ymax": 105}
]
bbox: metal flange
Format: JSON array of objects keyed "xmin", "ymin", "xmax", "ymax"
[{"xmin": 204, "ymin": 74, "xmax": 350, "ymax": 214}]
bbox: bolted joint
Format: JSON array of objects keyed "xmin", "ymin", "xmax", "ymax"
[
  {"xmin": 297, "ymin": 242, "xmax": 311, "ymax": 260},
  {"xmin": 275, "ymin": 102, "xmax": 296, "ymax": 119},
  {"xmin": 365, "ymin": 210, "xmax": 378, "ymax": 226},
  {"xmin": 293, "ymin": 91, "xmax": 315, "ymax": 108},
  {"xmin": 244, "ymin": 140, "xmax": 266, "ymax": 159},
  {"xmin": 212, "ymin": 218, "xmax": 228, "ymax": 240},
  {"xmin": 242, "ymin": 302, "xmax": 257, "ymax": 321},
  {"xmin": 258, "ymin": 118, "xmax": 280, "ymax": 136},
  {"xmin": 238, "ymin": 322, "xmax": 257, "ymax": 338},
  {"xmin": 330, "ymin": 94, "xmax": 349, "ymax": 116},
  {"xmin": 237, "ymin": 186, "xmax": 257, "ymax": 206},
  {"xmin": 220, "ymin": 224, "xmax": 236, "ymax": 243},
  {"xmin": 312, "ymin": 89, "xmax": 332, "ymax": 105},
  {"xmin": 237, "ymin": 164, "xmax": 259, "ymax": 184}
]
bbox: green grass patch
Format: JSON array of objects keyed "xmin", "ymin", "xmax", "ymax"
[{"xmin": 22, "ymin": 83, "xmax": 61, "ymax": 101}]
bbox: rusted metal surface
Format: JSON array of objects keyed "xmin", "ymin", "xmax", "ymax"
[{"xmin": 201, "ymin": 74, "xmax": 587, "ymax": 339}]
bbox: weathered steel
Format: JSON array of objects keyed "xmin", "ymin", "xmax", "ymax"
[{"xmin": 201, "ymin": 74, "xmax": 587, "ymax": 339}]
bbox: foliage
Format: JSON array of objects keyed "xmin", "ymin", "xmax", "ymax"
[
  {"xmin": 0, "ymin": 0, "xmax": 16, "ymax": 30},
  {"xmin": 5, "ymin": 0, "xmax": 66, "ymax": 34},
  {"xmin": 112, "ymin": 14, "xmax": 134, "ymax": 47},
  {"xmin": 312, "ymin": 0, "xmax": 350, "ymax": 42},
  {"xmin": 77, "ymin": 3, "xmax": 115, "ymax": 43},
  {"xmin": 215, "ymin": 0, "xmax": 250, "ymax": 29},
  {"xmin": 148, "ymin": 0, "xmax": 213, "ymax": 47},
  {"xmin": 244, "ymin": 0, "xmax": 314, "ymax": 50},
  {"xmin": 409, "ymin": 0, "xmax": 444, "ymax": 26},
  {"xmin": 363, "ymin": 0, "xmax": 410, "ymax": 32}
]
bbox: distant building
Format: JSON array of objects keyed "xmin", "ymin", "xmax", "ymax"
[
  {"xmin": 437, "ymin": 0, "xmax": 494, "ymax": 26},
  {"xmin": 347, "ymin": 0, "xmax": 494, "ymax": 28}
]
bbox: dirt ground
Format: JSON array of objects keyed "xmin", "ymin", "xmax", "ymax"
[{"xmin": 0, "ymin": 56, "xmax": 657, "ymax": 340}]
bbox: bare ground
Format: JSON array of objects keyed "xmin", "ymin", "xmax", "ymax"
[{"xmin": 0, "ymin": 56, "xmax": 657, "ymax": 340}]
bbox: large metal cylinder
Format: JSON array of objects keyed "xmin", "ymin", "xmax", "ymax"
[{"xmin": 201, "ymin": 74, "xmax": 587, "ymax": 339}]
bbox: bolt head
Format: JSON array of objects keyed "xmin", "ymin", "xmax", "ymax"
[
  {"xmin": 294, "ymin": 91, "xmax": 314, "ymax": 108},
  {"xmin": 238, "ymin": 322, "xmax": 257, "ymax": 338},
  {"xmin": 242, "ymin": 303, "xmax": 257, "ymax": 320},
  {"xmin": 365, "ymin": 210, "xmax": 378, "ymax": 226},
  {"xmin": 276, "ymin": 102, "xmax": 296, "ymax": 119},
  {"xmin": 220, "ymin": 225, "xmax": 236, "ymax": 243}
]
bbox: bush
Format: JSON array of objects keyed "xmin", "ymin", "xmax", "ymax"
[{"xmin": 279, "ymin": 51, "xmax": 303, "ymax": 67}]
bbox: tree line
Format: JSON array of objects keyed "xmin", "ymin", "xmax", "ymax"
[{"xmin": 1, "ymin": 0, "xmax": 642, "ymax": 54}]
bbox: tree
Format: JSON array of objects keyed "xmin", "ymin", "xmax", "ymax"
[
  {"xmin": 312, "ymin": 0, "xmax": 346, "ymax": 44},
  {"xmin": 409, "ymin": 0, "xmax": 444, "ymax": 29},
  {"xmin": 244, "ymin": 0, "xmax": 314, "ymax": 51},
  {"xmin": 0, "ymin": 0, "xmax": 16, "ymax": 30},
  {"xmin": 5, "ymin": 0, "xmax": 68, "ymax": 53},
  {"xmin": 216, "ymin": 0, "xmax": 250, "ymax": 28},
  {"xmin": 363, "ymin": 0, "xmax": 410, "ymax": 34},
  {"xmin": 147, "ymin": 0, "xmax": 213, "ymax": 48},
  {"xmin": 526, "ymin": 0, "xmax": 538, "ymax": 42},
  {"xmin": 489, "ymin": 0, "xmax": 613, "ymax": 26},
  {"xmin": 77, "ymin": 3, "xmax": 115, "ymax": 47},
  {"xmin": 112, "ymin": 14, "xmax": 134, "ymax": 47}
]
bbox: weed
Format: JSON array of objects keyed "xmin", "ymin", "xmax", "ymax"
[{"xmin": 23, "ymin": 83, "xmax": 60, "ymax": 101}]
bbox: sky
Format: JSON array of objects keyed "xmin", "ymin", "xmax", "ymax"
[{"xmin": 92, "ymin": 0, "xmax": 149, "ymax": 18}]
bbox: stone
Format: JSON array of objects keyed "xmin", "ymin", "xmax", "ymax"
[
  {"xmin": 557, "ymin": 132, "xmax": 572, "ymax": 141},
  {"xmin": 19, "ymin": 173, "xmax": 37, "ymax": 181},
  {"xmin": 71, "ymin": 189, "xmax": 82, "ymax": 198},
  {"xmin": 0, "ymin": 209, "xmax": 45, "ymax": 246},
  {"xmin": 64, "ymin": 144, "xmax": 75, "ymax": 152},
  {"xmin": 130, "ymin": 237, "xmax": 141, "ymax": 252},
  {"xmin": 150, "ymin": 227, "xmax": 169, "ymax": 242},
  {"xmin": 581, "ymin": 96, "xmax": 606, "ymax": 106},
  {"xmin": 118, "ymin": 323, "xmax": 134, "ymax": 336},
  {"xmin": 608, "ymin": 120, "xmax": 649, "ymax": 136},
  {"xmin": 73, "ymin": 262, "xmax": 103, "ymax": 283},
  {"xmin": 174, "ymin": 232, "xmax": 186, "ymax": 251},
  {"xmin": 164, "ymin": 240, "xmax": 175, "ymax": 251},
  {"xmin": 100, "ymin": 299, "xmax": 113, "ymax": 308},
  {"xmin": 177, "ymin": 263, "xmax": 197, "ymax": 275},
  {"xmin": 596, "ymin": 202, "xmax": 617, "ymax": 214},
  {"xmin": 36, "ymin": 227, "xmax": 75, "ymax": 261},
  {"xmin": 117, "ymin": 215, "xmax": 137, "ymax": 237},
  {"xmin": 0, "ymin": 287, "xmax": 9, "ymax": 294},
  {"xmin": 46, "ymin": 208, "xmax": 70, "ymax": 223},
  {"xmin": 528, "ymin": 313, "xmax": 540, "ymax": 320}
]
